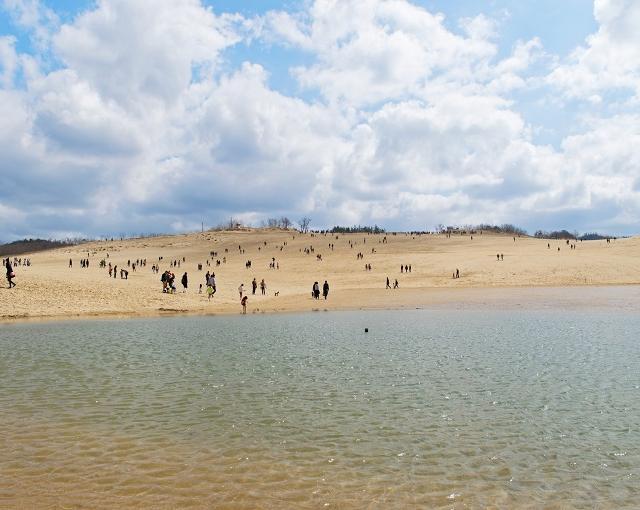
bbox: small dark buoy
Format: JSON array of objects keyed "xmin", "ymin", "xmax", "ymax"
[{"xmin": 364, "ymin": 328, "xmax": 368, "ymax": 333}]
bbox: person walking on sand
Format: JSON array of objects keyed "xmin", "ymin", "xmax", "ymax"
[
  {"xmin": 393, "ymin": 279, "xmax": 399, "ymax": 289},
  {"xmin": 207, "ymin": 273, "xmax": 216, "ymax": 295},
  {"xmin": 252, "ymin": 278, "xmax": 257, "ymax": 295},
  {"xmin": 260, "ymin": 278, "xmax": 266, "ymax": 295},
  {"xmin": 181, "ymin": 272, "xmax": 188, "ymax": 292},
  {"xmin": 322, "ymin": 280, "xmax": 329, "ymax": 300},
  {"xmin": 386, "ymin": 276, "xmax": 391, "ymax": 289},
  {"xmin": 238, "ymin": 283, "xmax": 244, "ymax": 299},
  {"xmin": 6, "ymin": 259, "xmax": 15, "ymax": 288},
  {"xmin": 241, "ymin": 295, "xmax": 248, "ymax": 314}
]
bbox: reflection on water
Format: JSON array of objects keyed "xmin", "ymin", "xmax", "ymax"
[{"xmin": 1, "ymin": 310, "xmax": 639, "ymax": 508}]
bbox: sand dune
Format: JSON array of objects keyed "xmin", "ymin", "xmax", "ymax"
[{"xmin": 2, "ymin": 230, "xmax": 639, "ymax": 322}]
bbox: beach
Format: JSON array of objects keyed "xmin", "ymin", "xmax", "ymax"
[{"xmin": 2, "ymin": 230, "xmax": 639, "ymax": 322}]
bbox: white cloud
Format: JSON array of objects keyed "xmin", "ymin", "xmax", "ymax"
[
  {"xmin": 0, "ymin": 36, "xmax": 18, "ymax": 88},
  {"xmin": 0, "ymin": 0, "xmax": 639, "ymax": 240},
  {"xmin": 271, "ymin": 0, "xmax": 500, "ymax": 106},
  {"xmin": 2, "ymin": 0, "xmax": 59, "ymax": 49},
  {"xmin": 53, "ymin": 0, "xmax": 242, "ymax": 107},
  {"xmin": 547, "ymin": 0, "xmax": 640, "ymax": 101}
]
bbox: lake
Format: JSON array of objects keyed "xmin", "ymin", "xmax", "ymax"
[{"xmin": 1, "ymin": 310, "xmax": 639, "ymax": 508}]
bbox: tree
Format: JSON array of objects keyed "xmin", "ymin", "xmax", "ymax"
[
  {"xmin": 280, "ymin": 217, "xmax": 292, "ymax": 229},
  {"xmin": 299, "ymin": 217, "xmax": 311, "ymax": 233}
]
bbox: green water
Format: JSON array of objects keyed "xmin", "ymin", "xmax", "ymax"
[{"xmin": 1, "ymin": 310, "xmax": 639, "ymax": 508}]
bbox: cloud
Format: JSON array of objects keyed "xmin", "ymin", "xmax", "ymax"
[
  {"xmin": 547, "ymin": 0, "xmax": 640, "ymax": 102},
  {"xmin": 0, "ymin": 35, "xmax": 18, "ymax": 88},
  {"xmin": 2, "ymin": 0, "xmax": 59, "ymax": 49},
  {"xmin": 0, "ymin": 0, "xmax": 639, "ymax": 240}
]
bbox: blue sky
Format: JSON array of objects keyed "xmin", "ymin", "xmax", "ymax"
[{"xmin": 0, "ymin": 0, "xmax": 639, "ymax": 240}]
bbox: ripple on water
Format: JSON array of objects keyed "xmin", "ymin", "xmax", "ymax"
[{"xmin": 1, "ymin": 310, "xmax": 640, "ymax": 508}]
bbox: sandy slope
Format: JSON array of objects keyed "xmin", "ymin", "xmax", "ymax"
[{"xmin": 1, "ymin": 230, "xmax": 639, "ymax": 322}]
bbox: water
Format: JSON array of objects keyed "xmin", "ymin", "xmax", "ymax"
[{"xmin": 1, "ymin": 310, "xmax": 639, "ymax": 508}]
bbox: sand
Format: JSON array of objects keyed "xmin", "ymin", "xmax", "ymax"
[{"xmin": 1, "ymin": 230, "xmax": 639, "ymax": 322}]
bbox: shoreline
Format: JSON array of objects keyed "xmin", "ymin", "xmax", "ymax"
[{"xmin": 2, "ymin": 284, "xmax": 638, "ymax": 325}]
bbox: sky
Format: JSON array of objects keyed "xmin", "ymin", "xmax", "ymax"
[{"xmin": 1, "ymin": 0, "xmax": 639, "ymax": 241}]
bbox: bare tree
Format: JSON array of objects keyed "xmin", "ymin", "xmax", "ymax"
[
  {"xmin": 266, "ymin": 218, "xmax": 279, "ymax": 228},
  {"xmin": 299, "ymin": 217, "xmax": 311, "ymax": 233},
  {"xmin": 280, "ymin": 217, "xmax": 292, "ymax": 229}
]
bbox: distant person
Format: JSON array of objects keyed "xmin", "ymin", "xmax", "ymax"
[
  {"xmin": 69, "ymin": 258, "xmax": 73, "ymax": 268},
  {"xmin": 313, "ymin": 281, "xmax": 320, "ymax": 299},
  {"xmin": 238, "ymin": 283, "xmax": 244, "ymax": 299},
  {"xmin": 456, "ymin": 268, "xmax": 460, "ymax": 278},
  {"xmin": 6, "ymin": 260, "xmax": 15, "ymax": 288},
  {"xmin": 386, "ymin": 277, "xmax": 391, "ymax": 289},
  {"xmin": 260, "ymin": 278, "xmax": 266, "ymax": 295},
  {"xmin": 241, "ymin": 295, "xmax": 248, "ymax": 314},
  {"xmin": 322, "ymin": 280, "xmax": 329, "ymax": 300},
  {"xmin": 500, "ymin": 254, "xmax": 504, "ymax": 261},
  {"xmin": 252, "ymin": 278, "xmax": 257, "ymax": 295},
  {"xmin": 181, "ymin": 272, "xmax": 188, "ymax": 292},
  {"xmin": 393, "ymin": 279, "xmax": 399, "ymax": 289}
]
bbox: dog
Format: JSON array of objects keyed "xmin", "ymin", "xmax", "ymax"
[{"xmin": 274, "ymin": 291, "xmax": 279, "ymax": 296}]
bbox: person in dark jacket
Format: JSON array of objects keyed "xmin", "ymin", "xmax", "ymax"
[
  {"xmin": 181, "ymin": 272, "xmax": 188, "ymax": 292},
  {"xmin": 322, "ymin": 280, "xmax": 329, "ymax": 299},
  {"xmin": 6, "ymin": 260, "xmax": 15, "ymax": 288}
]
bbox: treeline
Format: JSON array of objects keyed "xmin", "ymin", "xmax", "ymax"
[
  {"xmin": 0, "ymin": 238, "xmax": 77, "ymax": 256},
  {"xmin": 534, "ymin": 229, "xmax": 576, "ymax": 240},
  {"xmin": 330, "ymin": 225, "xmax": 386, "ymax": 234},
  {"xmin": 261, "ymin": 217, "xmax": 293, "ymax": 229},
  {"xmin": 578, "ymin": 232, "xmax": 610, "ymax": 241},
  {"xmin": 474, "ymin": 224, "xmax": 528, "ymax": 236}
]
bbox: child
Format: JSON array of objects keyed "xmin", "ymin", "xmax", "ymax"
[{"xmin": 241, "ymin": 295, "xmax": 248, "ymax": 314}]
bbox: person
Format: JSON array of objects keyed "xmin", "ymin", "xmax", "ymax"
[
  {"xmin": 386, "ymin": 276, "xmax": 391, "ymax": 289},
  {"xmin": 252, "ymin": 278, "xmax": 257, "ymax": 295},
  {"xmin": 69, "ymin": 258, "xmax": 72, "ymax": 268},
  {"xmin": 313, "ymin": 281, "xmax": 320, "ymax": 299},
  {"xmin": 393, "ymin": 279, "xmax": 399, "ymax": 289},
  {"xmin": 456, "ymin": 268, "xmax": 460, "ymax": 278},
  {"xmin": 241, "ymin": 295, "xmax": 248, "ymax": 314},
  {"xmin": 238, "ymin": 283, "xmax": 244, "ymax": 298},
  {"xmin": 199, "ymin": 283, "xmax": 203, "ymax": 294},
  {"xmin": 260, "ymin": 278, "xmax": 266, "ymax": 295},
  {"xmin": 181, "ymin": 272, "xmax": 188, "ymax": 292},
  {"xmin": 322, "ymin": 280, "xmax": 329, "ymax": 300},
  {"xmin": 6, "ymin": 259, "xmax": 15, "ymax": 288},
  {"xmin": 207, "ymin": 273, "xmax": 216, "ymax": 295}
]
